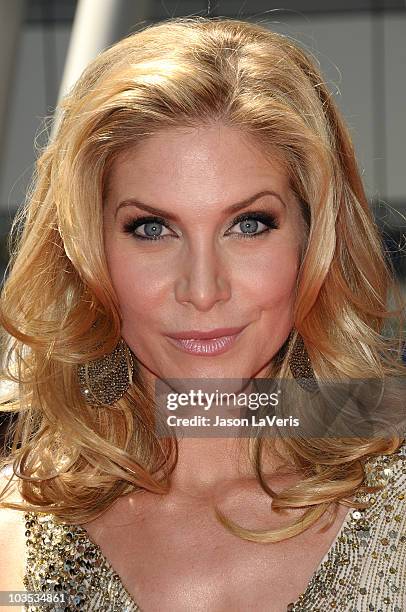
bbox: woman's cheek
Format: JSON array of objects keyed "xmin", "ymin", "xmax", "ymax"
[{"xmin": 236, "ymin": 246, "xmax": 299, "ymax": 301}]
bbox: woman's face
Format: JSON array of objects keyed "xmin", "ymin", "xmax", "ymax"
[{"xmin": 103, "ymin": 124, "xmax": 306, "ymax": 388}]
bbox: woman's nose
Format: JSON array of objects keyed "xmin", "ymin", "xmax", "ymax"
[{"xmin": 174, "ymin": 243, "xmax": 231, "ymax": 312}]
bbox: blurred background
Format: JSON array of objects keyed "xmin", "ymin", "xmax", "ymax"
[{"xmin": 0, "ymin": 1, "xmax": 405, "ymax": 447}]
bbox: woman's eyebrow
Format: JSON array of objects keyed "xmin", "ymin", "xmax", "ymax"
[{"xmin": 114, "ymin": 190, "xmax": 285, "ymax": 221}]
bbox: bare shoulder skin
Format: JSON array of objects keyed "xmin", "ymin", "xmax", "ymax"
[{"xmin": 0, "ymin": 471, "xmax": 27, "ymax": 612}]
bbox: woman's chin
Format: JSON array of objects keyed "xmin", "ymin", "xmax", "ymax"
[{"xmin": 155, "ymin": 368, "xmax": 252, "ymax": 394}]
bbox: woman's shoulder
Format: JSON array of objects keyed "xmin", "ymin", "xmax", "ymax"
[
  {"xmin": 0, "ymin": 465, "xmax": 27, "ymax": 606},
  {"xmin": 365, "ymin": 435, "xmax": 406, "ymax": 481},
  {"xmin": 357, "ymin": 436, "xmax": 406, "ymax": 539},
  {"xmin": 0, "ymin": 462, "xmax": 26, "ymax": 519},
  {"xmin": 362, "ymin": 436, "xmax": 406, "ymax": 500},
  {"xmin": 351, "ymin": 438, "xmax": 406, "ymax": 604}
]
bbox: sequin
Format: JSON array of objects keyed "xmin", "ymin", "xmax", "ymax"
[{"xmin": 23, "ymin": 440, "xmax": 406, "ymax": 611}]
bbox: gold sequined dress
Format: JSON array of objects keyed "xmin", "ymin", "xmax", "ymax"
[{"xmin": 22, "ymin": 440, "xmax": 406, "ymax": 612}]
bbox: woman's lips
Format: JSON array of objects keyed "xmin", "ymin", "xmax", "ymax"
[{"xmin": 166, "ymin": 329, "xmax": 245, "ymax": 356}]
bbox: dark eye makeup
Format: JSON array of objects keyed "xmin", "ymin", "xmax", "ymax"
[{"xmin": 121, "ymin": 210, "xmax": 279, "ymax": 242}]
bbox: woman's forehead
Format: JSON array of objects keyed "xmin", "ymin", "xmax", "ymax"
[{"xmin": 105, "ymin": 128, "xmax": 290, "ymax": 193}]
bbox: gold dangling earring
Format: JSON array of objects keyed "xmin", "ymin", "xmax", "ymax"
[
  {"xmin": 77, "ymin": 337, "xmax": 134, "ymax": 405},
  {"xmin": 288, "ymin": 331, "xmax": 318, "ymax": 393}
]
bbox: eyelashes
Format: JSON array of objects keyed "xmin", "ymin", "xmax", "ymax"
[{"xmin": 122, "ymin": 211, "xmax": 279, "ymax": 242}]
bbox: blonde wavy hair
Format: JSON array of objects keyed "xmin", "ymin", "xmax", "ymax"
[{"xmin": 0, "ymin": 16, "xmax": 405, "ymax": 543}]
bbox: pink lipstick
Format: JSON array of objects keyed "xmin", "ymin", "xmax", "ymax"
[{"xmin": 166, "ymin": 326, "xmax": 246, "ymax": 356}]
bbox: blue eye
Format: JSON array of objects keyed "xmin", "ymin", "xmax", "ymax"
[
  {"xmin": 229, "ymin": 212, "xmax": 279, "ymax": 239},
  {"xmin": 122, "ymin": 211, "xmax": 279, "ymax": 241},
  {"xmin": 123, "ymin": 216, "xmax": 169, "ymax": 240}
]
